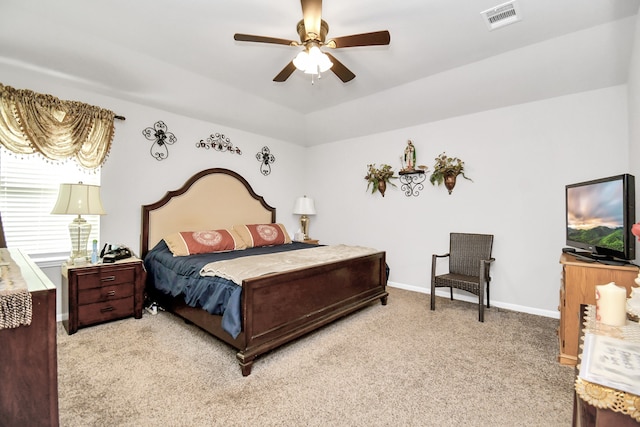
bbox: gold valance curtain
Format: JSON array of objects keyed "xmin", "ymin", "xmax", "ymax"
[{"xmin": 0, "ymin": 83, "xmax": 115, "ymax": 169}]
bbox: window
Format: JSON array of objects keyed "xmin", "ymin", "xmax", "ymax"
[{"xmin": 0, "ymin": 151, "xmax": 101, "ymax": 260}]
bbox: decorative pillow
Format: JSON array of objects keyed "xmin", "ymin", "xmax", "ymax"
[
  {"xmin": 164, "ymin": 229, "xmax": 247, "ymax": 256},
  {"xmin": 232, "ymin": 223, "xmax": 292, "ymax": 248}
]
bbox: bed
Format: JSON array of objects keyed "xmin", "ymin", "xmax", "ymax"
[{"xmin": 141, "ymin": 168, "xmax": 388, "ymax": 376}]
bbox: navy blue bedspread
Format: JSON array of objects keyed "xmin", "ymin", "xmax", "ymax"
[{"xmin": 144, "ymin": 240, "xmax": 319, "ymax": 339}]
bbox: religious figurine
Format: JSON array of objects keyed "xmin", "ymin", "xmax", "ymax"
[{"xmin": 403, "ymin": 140, "xmax": 416, "ymax": 172}]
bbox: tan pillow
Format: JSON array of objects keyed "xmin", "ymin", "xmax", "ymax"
[
  {"xmin": 164, "ymin": 229, "xmax": 247, "ymax": 256},
  {"xmin": 232, "ymin": 223, "xmax": 292, "ymax": 248}
]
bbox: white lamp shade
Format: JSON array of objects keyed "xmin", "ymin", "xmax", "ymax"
[
  {"xmin": 293, "ymin": 196, "xmax": 316, "ymax": 215},
  {"xmin": 51, "ymin": 183, "xmax": 106, "ymax": 215},
  {"xmin": 293, "ymin": 51, "xmax": 310, "ymax": 71}
]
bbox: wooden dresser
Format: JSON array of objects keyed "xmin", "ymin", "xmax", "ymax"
[
  {"xmin": 558, "ymin": 253, "xmax": 639, "ymax": 366},
  {"xmin": 62, "ymin": 259, "xmax": 145, "ymax": 335},
  {"xmin": 0, "ymin": 249, "xmax": 59, "ymax": 427}
]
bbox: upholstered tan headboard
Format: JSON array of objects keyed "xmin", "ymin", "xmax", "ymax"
[{"xmin": 141, "ymin": 168, "xmax": 275, "ymax": 256}]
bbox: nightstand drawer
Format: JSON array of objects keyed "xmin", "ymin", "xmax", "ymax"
[
  {"xmin": 78, "ymin": 283, "xmax": 134, "ymax": 305},
  {"xmin": 77, "ymin": 296, "xmax": 135, "ymax": 326},
  {"xmin": 76, "ymin": 268, "xmax": 136, "ymax": 291}
]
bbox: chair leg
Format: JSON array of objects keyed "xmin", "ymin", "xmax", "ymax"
[
  {"xmin": 430, "ymin": 255, "xmax": 437, "ymax": 311},
  {"xmin": 430, "ymin": 281, "xmax": 435, "ymax": 311},
  {"xmin": 479, "ymin": 284, "xmax": 485, "ymax": 322},
  {"xmin": 450, "ymin": 287, "xmax": 454, "ymax": 300},
  {"xmin": 486, "ymin": 281, "xmax": 491, "ymax": 308}
]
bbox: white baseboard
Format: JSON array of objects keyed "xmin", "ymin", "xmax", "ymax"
[{"xmin": 387, "ymin": 281, "xmax": 560, "ymax": 319}]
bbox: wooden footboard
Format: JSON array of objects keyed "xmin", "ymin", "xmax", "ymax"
[
  {"xmin": 238, "ymin": 251, "xmax": 388, "ymax": 375},
  {"xmin": 147, "ymin": 251, "xmax": 387, "ymax": 376}
]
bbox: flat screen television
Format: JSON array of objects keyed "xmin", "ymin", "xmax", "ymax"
[{"xmin": 565, "ymin": 173, "xmax": 636, "ymax": 262}]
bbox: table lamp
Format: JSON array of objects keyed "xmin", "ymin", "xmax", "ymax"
[
  {"xmin": 293, "ymin": 196, "xmax": 316, "ymax": 240},
  {"xmin": 51, "ymin": 182, "xmax": 105, "ymax": 263}
]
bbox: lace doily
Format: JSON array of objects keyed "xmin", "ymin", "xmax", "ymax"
[{"xmin": 576, "ymin": 305, "xmax": 640, "ymax": 422}]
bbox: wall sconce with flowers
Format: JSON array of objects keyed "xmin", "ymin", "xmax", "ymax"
[
  {"xmin": 429, "ymin": 152, "xmax": 472, "ymax": 194},
  {"xmin": 365, "ymin": 164, "xmax": 397, "ymax": 197}
]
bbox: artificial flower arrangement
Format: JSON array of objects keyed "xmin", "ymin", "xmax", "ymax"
[
  {"xmin": 365, "ymin": 163, "xmax": 397, "ymax": 197},
  {"xmin": 429, "ymin": 152, "xmax": 472, "ymax": 194}
]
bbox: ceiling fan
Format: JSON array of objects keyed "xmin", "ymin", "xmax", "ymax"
[{"xmin": 233, "ymin": 0, "xmax": 391, "ymax": 83}]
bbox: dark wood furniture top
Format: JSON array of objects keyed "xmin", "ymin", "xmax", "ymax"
[
  {"xmin": 0, "ymin": 249, "xmax": 59, "ymax": 427},
  {"xmin": 62, "ymin": 259, "xmax": 145, "ymax": 335},
  {"xmin": 142, "ymin": 168, "xmax": 388, "ymax": 376}
]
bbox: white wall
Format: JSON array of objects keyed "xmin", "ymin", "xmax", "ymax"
[{"xmin": 306, "ymin": 86, "xmax": 630, "ymax": 317}]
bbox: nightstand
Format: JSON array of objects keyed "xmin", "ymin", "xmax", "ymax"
[{"xmin": 61, "ymin": 258, "xmax": 146, "ymax": 335}]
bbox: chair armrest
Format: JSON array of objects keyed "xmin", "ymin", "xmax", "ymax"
[
  {"xmin": 434, "ymin": 253, "xmax": 450, "ymax": 258},
  {"xmin": 431, "ymin": 253, "xmax": 450, "ymax": 279},
  {"xmin": 480, "ymin": 258, "xmax": 495, "ymax": 281}
]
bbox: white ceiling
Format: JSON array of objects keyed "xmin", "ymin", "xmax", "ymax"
[{"xmin": 1, "ymin": 0, "xmax": 639, "ymax": 146}]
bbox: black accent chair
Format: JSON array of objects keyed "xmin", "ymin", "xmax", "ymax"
[{"xmin": 430, "ymin": 233, "xmax": 495, "ymax": 322}]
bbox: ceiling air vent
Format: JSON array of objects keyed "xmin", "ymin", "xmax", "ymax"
[{"xmin": 481, "ymin": 0, "xmax": 522, "ymax": 31}]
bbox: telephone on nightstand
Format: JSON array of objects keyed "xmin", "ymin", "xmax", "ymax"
[{"xmin": 100, "ymin": 244, "xmax": 133, "ymax": 263}]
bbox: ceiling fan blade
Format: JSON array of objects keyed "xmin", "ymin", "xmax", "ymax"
[
  {"xmin": 324, "ymin": 52, "xmax": 355, "ymax": 83},
  {"xmin": 273, "ymin": 61, "xmax": 297, "ymax": 82},
  {"xmin": 234, "ymin": 33, "xmax": 298, "ymax": 46},
  {"xmin": 327, "ymin": 30, "xmax": 391, "ymax": 48},
  {"xmin": 301, "ymin": 0, "xmax": 322, "ymax": 39}
]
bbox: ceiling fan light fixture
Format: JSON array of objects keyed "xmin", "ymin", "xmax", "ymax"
[
  {"xmin": 235, "ymin": 1, "xmax": 389, "ymax": 83},
  {"xmin": 293, "ymin": 50, "xmax": 310, "ymax": 71},
  {"xmin": 295, "ymin": 46, "xmax": 333, "ymax": 75},
  {"xmin": 318, "ymin": 52, "xmax": 333, "ymax": 72}
]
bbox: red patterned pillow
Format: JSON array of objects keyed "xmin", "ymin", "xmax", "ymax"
[
  {"xmin": 164, "ymin": 229, "xmax": 247, "ymax": 256},
  {"xmin": 232, "ymin": 223, "xmax": 292, "ymax": 248}
]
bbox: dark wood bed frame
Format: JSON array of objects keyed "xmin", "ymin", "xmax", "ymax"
[{"xmin": 141, "ymin": 168, "xmax": 388, "ymax": 376}]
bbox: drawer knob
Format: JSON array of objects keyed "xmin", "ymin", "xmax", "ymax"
[
  {"xmin": 106, "ymin": 290, "xmax": 116, "ymax": 297},
  {"xmin": 101, "ymin": 276, "xmax": 116, "ymax": 282},
  {"xmin": 100, "ymin": 306, "xmax": 115, "ymax": 313}
]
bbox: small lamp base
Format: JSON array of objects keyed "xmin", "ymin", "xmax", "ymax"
[
  {"xmin": 300, "ymin": 215, "xmax": 310, "ymax": 240},
  {"xmin": 69, "ymin": 216, "xmax": 91, "ymax": 262}
]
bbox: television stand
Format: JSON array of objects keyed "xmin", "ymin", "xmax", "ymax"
[{"xmin": 558, "ymin": 253, "xmax": 639, "ymax": 366}]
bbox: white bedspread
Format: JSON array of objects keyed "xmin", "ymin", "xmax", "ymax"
[{"xmin": 200, "ymin": 244, "xmax": 380, "ymax": 286}]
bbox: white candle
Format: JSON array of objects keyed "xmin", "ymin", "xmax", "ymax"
[{"xmin": 595, "ymin": 282, "xmax": 627, "ymax": 326}]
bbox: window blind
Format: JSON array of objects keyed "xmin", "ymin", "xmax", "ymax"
[{"xmin": 0, "ymin": 151, "xmax": 101, "ymax": 258}]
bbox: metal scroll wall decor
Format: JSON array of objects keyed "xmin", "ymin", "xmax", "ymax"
[
  {"xmin": 399, "ymin": 171, "xmax": 426, "ymax": 197},
  {"xmin": 196, "ymin": 133, "xmax": 242, "ymax": 155},
  {"xmin": 142, "ymin": 121, "xmax": 177, "ymax": 161},
  {"xmin": 256, "ymin": 146, "xmax": 276, "ymax": 176}
]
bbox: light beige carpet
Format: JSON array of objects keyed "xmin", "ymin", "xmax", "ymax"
[{"xmin": 57, "ymin": 287, "xmax": 575, "ymax": 426}]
